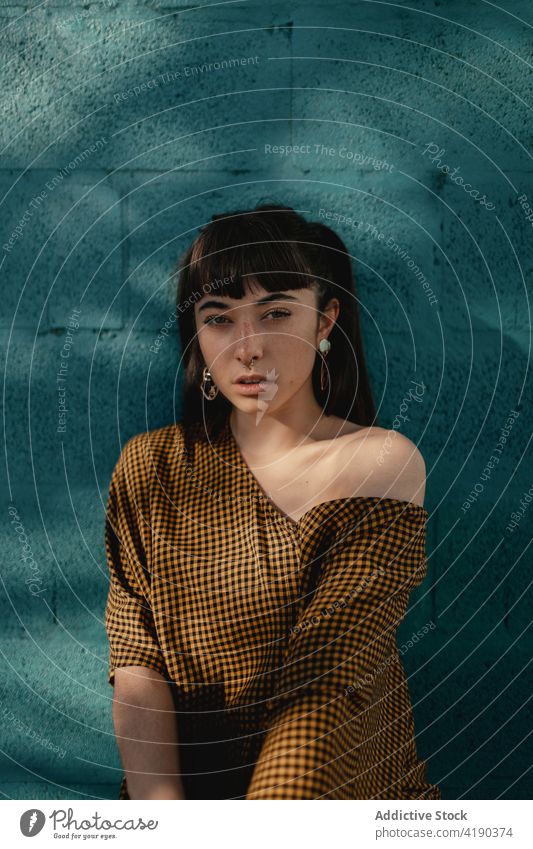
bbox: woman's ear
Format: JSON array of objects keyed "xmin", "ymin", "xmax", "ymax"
[{"xmin": 318, "ymin": 297, "xmax": 340, "ymax": 339}]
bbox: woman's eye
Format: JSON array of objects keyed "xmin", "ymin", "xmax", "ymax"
[
  {"xmin": 266, "ymin": 309, "xmax": 291, "ymax": 320},
  {"xmin": 203, "ymin": 310, "xmax": 290, "ymax": 326}
]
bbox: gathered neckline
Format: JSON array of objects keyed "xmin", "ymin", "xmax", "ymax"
[{"xmin": 221, "ymin": 417, "xmax": 428, "ymax": 529}]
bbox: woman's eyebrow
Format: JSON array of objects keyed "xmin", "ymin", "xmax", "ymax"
[{"xmin": 197, "ymin": 292, "xmax": 299, "ymax": 312}]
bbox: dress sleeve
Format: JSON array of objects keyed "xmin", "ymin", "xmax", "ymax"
[
  {"xmin": 245, "ymin": 503, "xmax": 429, "ymax": 799},
  {"xmin": 104, "ymin": 434, "xmax": 168, "ymax": 686}
]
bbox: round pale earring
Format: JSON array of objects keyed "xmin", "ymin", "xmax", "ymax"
[
  {"xmin": 318, "ymin": 338, "xmax": 331, "ymax": 392},
  {"xmin": 201, "ymin": 365, "xmax": 219, "ymax": 400}
]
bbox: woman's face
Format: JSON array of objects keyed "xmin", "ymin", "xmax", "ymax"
[{"xmin": 193, "ymin": 280, "xmax": 339, "ymax": 415}]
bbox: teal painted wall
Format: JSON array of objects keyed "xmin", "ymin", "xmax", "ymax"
[{"xmin": 1, "ymin": 0, "xmax": 531, "ymax": 800}]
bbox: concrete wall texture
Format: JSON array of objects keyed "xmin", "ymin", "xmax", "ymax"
[{"xmin": 1, "ymin": 0, "xmax": 531, "ymax": 800}]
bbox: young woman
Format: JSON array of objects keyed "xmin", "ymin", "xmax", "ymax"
[{"xmin": 104, "ymin": 203, "xmax": 440, "ymax": 800}]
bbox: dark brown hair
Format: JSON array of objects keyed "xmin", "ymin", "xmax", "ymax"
[{"xmin": 174, "ymin": 202, "xmax": 377, "ymax": 441}]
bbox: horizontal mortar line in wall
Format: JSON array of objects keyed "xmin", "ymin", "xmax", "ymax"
[
  {"xmin": 0, "ymin": 167, "xmax": 262, "ymax": 176},
  {"xmin": 15, "ymin": 328, "xmax": 186, "ymax": 337},
  {"xmin": 4, "ymin": 326, "xmax": 125, "ymax": 336}
]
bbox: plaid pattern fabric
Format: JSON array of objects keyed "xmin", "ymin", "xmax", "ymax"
[{"xmin": 105, "ymin": 416, "xmax": 440, "ymax": 800}]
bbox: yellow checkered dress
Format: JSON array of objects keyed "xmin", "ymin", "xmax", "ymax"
[{"xmin": 104, "ymin": 416, "xmax": 440, "ymax": 799}]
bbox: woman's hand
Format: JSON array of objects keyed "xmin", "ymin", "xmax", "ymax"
[{"xmin": 142, "ymin": 782, "xmax": 186, "ymax": 800}]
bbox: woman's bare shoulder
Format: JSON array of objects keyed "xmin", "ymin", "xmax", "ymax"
[{"xmin": 338, "ymin": 425, "xmax": 427, "ymax": 507}]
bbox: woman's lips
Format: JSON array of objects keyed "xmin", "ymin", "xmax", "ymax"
[{"xmin": 233, "ymin": 380, "xmax": 270, "ymax": 395}]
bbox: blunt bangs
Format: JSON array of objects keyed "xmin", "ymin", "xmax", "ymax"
[{"xmin": 183, "ymin": 209, "xmax": 321, "ymax": 303}]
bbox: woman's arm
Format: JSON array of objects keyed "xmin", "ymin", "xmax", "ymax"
[
  {"xmin": 104, "ymin": 436, "xmax": 185, "ymax": 798},
  {"xmin": 246, "ymin": 500, "xmax": 429, "ymax": 799},
  {"xmin": 113, "ymin": 666, "xmax": 186, "ymax": 800}
]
